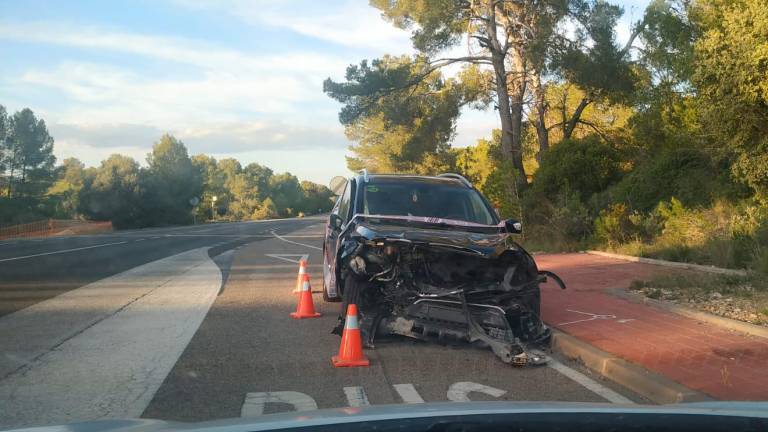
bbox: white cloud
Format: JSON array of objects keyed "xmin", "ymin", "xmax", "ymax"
[
  {"xmin": 54, "ymin": 138, "xmax": 148, "ymax": 168},
  {"xmin": 173, "ymin": 0, "xmax": 414, "ymax": 53},
  {"xmin": 453, "ymin": 108, "xmax": 499, "ymax": 148},
  {"xmin": 50, "ymin": 120, "xmax": 351, "ymax": 184},
  {"xmin": 51, "ymin": 123, "xmax": 164, "ymax": 149},
  {"xmin": 178, "ymin": 121, "xmax": 348, "ymax": 153},
  {"xmin": 18, "ymin": 62, "xmax": 314, "ymax": 127}
]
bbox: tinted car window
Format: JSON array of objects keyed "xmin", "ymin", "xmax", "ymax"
[
  {"xmin": 362, "ymin": 180, "xmax": 495, "ymax": 225},
  {"xmin": 337, "ymin": 181, "xmax": 352, "ymax": 223}
]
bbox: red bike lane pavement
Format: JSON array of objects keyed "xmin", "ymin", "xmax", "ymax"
[{"xmin": 536, "ymin": 252, "xmax": 768, "ymax": 401}]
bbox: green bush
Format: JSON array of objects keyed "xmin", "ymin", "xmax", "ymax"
[
  {"xmin": 593, "ymin": 202, "xmax": 663, "ymax": 247},
  {"xmin": 752, "ymin": 223, "xmax": 768, "ymax": 274},
  {"xmin": 521, "ymin": 191, "xmax": 593, "ymax": 251},
  {"xmin": 609, "ymin": 198, "xmax": 768, "ymax": 270},
  {"xmin": 529, "ymin": 135, "xmax": 623, "ymax": 202},
  {"xmin": 607, "ymin": 147, "xmax": 743, "ymax": 211}
]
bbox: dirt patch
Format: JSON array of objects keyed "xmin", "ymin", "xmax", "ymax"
[{"xmin": 629, "ymin": 272, "xmax": 768, "ymax": 326}]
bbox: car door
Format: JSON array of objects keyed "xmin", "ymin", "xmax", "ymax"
[{"xmin": 323, "ymin": 179, "xmax": 353, "ymax": 300}]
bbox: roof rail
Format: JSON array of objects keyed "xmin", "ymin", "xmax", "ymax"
[
  {"xmin": 358, "ymin": 168, "xmax": 369, "ymax": 182},
  {"xmin": 437, "ymin": 173, "xmax": 472, "ymax": 187}
]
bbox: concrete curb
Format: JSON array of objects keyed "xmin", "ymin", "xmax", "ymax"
[
  {"xmin": 609, "ymin": 288, "xmax": 768, "ymax": 340},
  {"xmin": 549, "ymin": 330, "xmax": 711, "ymax": 404},
  {"xmin": 585, "ymin": 250, "xmax": 747, "ymax": 276}
]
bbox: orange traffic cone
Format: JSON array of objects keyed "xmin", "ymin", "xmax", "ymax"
[
  {"xmin": 331, "ymin": 304, "xmax": 370, "ymax": 367},
  {"xmin": 293, "ymin": 259, "xmax": 308, "ymax": 294},
  {"xmin": 290, "ymin": 274, "xmax": 321, "ymax": 319}
]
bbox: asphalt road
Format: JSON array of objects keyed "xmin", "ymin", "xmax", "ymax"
[
  {"xmin": 0, "ymin": 217, "xmax": 646, "ymax": 429},
  {"xmin": 0, "ymin": 218, "xmax": 321, "ymax": 317}
]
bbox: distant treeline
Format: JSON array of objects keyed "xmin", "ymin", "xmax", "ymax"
[{"xmin": 0, "ymin": 105, "xmax": 334, "ymax": 228}]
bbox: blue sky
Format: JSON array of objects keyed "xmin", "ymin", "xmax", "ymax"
[{"xmin": 0, "ymin": 0, "xmax": 650, "ymax": 184}]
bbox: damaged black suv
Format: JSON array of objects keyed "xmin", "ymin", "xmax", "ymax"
[{"xmin": 322, "ymin": 171, "xmax": 563, "ymax": 366}]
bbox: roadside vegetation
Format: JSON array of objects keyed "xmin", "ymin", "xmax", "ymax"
[
  {"xmin": 324, "ymin": 0, "xmax": 768, "ymax": 278},
  {"xmin": 0, "ymin": 106, "xmax": 333, "ymax": 228}
]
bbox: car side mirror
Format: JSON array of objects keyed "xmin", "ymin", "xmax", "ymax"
[
  {"xmin": 504, "ymin": 218, "xmax": 522, "ymax": 234},
  {"xmin": 329, "ymin": 213, "xmax": 343, "ymax": 231}
]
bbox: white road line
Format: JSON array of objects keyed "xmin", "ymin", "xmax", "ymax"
[
  {"xmin": 548, "ymin": 360, "xmax": 634, "ymax": 404},
  {"xmin": 265, "ymin": 253, "xmax": 309, "ymax": 264},
  {"xmin": 271, "ymin": 230, "xmax": 322, "ymax": 250},
  {"xmin": 0, "ymin": 241, "xmax": 129, "ymax": 263},
  {"xmin": 134, "ymin": 238, "xmax": 147, "ymax": 242},
  {"xmin": 0, "ymin": 247, "xmax": 221, "ymax": 426},
  {"xmin": 343, "ymin": 386, "xmax": 370, "ymax": 407},
  {"xmin": 241, "ymin": 391, "xmax": 317, "ymax": 417},
  {"xmin": 447, "ymin": 382, "xmax": 506, "ymax": 402},
  {"xmin": 393, "ymin": 384, "xmax": 425, "ymax": 404}
]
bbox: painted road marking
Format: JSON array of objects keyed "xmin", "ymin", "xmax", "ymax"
[
  {"xmin": 0, "ymin": 241, "xmax": 129, "ymax": 263},
  {"xmin": 239, "ymin": 376, "xmax": 630, "ymax": 417},
  {"xmin": 558, "ymin": 309, "xmax": 618, "ymax": 326},
  {"xmin": 241, "ymin": 391, "xmax": 317, "ymax": 417},
  {"xmin": 447, "ymin": 382, "xmax": 507, "ymax": 402},
  {"xmin": 0, "ymin": 247, "xmax": 221, "ymax": 426},
  {"xmin": 548, "ymin": 360, "xmax": 634, "ymax": 404},
  {"xmin": 393, "ymin": 383, "xmax": 425, "ymax": 404},
  {"xmin": 271, "ymin": 230, "xmax": 322, "ymax": 250},
  {"xmin": 343, "ymin": 386, "xmax": 370, "ymax": 407},
  {"xmin": 265, "ymin": 253, "xmax": 309, "ymax": 264}
]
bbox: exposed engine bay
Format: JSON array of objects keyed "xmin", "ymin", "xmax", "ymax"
[{"xmin": 332, "ymin": 218, "xmax": 566, "ymax": 366}]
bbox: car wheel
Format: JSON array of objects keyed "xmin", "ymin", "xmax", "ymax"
[{"xmin": 340, "ymin": 275, "xmax": 362, "ymax": 317}]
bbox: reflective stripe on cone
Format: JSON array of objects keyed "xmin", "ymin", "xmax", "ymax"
[{"xmin": 332, "ymin": 304, "xmax": 369, "ymax": 367}]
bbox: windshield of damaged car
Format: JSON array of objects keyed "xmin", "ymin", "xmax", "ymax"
[{"xmin": 362, "ymin": 181, "xmax": 496, "ymax": 225}]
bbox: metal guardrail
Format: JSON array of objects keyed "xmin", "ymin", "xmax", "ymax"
[{"xmin": 0, "ymin": 219, "xmax": 113, "ymax": 240}]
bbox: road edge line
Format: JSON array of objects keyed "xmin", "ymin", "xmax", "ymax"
[
  {"xmin": 549, "ymin": 330, "xmax": 712, "ymax": 405},
  {"xmin": 584, "ymin": 250, "xmax": 747, "ymax": 276},
  {"xmin": 608, "ymin": 288, "xmax": 768, "ymax": 340},
  {"xmin": 271, "ymin": 230, "xmax": 322, "ymax": 250}
]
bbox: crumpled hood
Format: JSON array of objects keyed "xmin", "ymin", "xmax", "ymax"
[{"xmin": 348, "ymin": 214, "xmax": 517, "ymax": 257}]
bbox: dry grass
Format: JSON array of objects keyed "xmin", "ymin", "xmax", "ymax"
[{"xmin": 630, "ymin": 272, "xmax": 768, "ymax": 326}]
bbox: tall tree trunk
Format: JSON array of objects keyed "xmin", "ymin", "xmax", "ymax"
[
  {"xmin": 563, "ymin": 97, "xmax": 591, "ymax": 139},
  {"xmin": 487, "ymin": 2, "xmax": 527, "ymax": 191},
  {"xmin": 6, "ymin": 164, "xmax": 13, "ymax": 198},
  {"xmin": 508, "ymin": 82, "xmax": 527, "ymax": 188},
  {"xmin": 533, "ymin": 72, "xmax": 549, "ymax": 162},
  {"xmin": 508, "ymin": 47, "xmax": 529, "ymax": 190}
]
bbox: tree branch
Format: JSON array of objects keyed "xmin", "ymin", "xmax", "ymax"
[
  {"xmin": 578, "ymin": 119, "xmax": 611, "ymax": 142},
  {"xmin": 620, "ymin": 18, "xmax": 648, "ymax": 58},
  {"xmin": 430, "ymin": 56, "xmax": 493, "ymax": 66}
]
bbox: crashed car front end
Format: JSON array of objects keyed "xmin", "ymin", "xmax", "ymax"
[{"xmin": 333, "ymin": 214, "xmax": 563, "ymax": 366}]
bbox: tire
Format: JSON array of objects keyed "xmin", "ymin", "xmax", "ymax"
[{"xmin": 340, "ymin": 275, "xmax": 362, "ymax": 317}]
